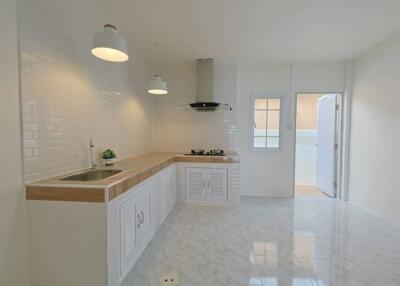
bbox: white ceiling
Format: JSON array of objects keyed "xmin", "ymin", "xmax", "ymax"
[{"xmin": 114, "ymin": 0, "xmax": 400, "ymax": 64}]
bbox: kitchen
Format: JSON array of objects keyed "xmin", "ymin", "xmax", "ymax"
[{"xmin": 2, "ymin": 0, "xmax": 400, "ymax": 286}]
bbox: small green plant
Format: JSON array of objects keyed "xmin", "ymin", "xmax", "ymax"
[{"xmin": 102, "ymin": 149, "xmax": 116, "ymax": 160}]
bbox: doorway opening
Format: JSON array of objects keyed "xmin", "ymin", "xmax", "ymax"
[{"xmin": 294, "ymin": 93, "xmax": 342, "ymax": 198}]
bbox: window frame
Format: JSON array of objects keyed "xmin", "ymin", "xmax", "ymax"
[{"xmin": 250, "ymin": 94, "xmax": 283, "ymax": 152}]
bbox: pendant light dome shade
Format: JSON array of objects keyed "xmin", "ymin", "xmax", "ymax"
[
  {"xmin": 91, "ymin": 24, "xmax": 129, "ymax": 62},
  {"xmin": 148, "ymin": 75, "xmax": 168, "ymax": 95}
]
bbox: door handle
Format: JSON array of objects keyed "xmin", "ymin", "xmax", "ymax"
[
  {"xmin": 202, "ymin": 180, "xmax": 205, "ymax": 189},
  {"xmin": 137, "ymin": 214, "xmax": 141, "ymax": 228},
  {"xmin": 207, "ymin": 181, "xmax": 210, "ymax": 189},
  {"xmin": 140, "ymin": 210, "xmax": 144, "ymax": 224}
]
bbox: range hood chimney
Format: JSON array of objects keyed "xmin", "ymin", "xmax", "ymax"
[{"xmin": 189, "ymin": 59, "xmax": 232, "ymax": 111}]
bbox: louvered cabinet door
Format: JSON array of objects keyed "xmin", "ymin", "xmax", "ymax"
[
  {"xmin": 185, "ymin": 168, "xmax": 206, "ymax": 202},
  {"xmin": 119, "ymin": 196, "xmax": 140, "ymax": 276},
  {"xmin": 206, "ymin": 168, "xmax": 228, "ymax": 203}
]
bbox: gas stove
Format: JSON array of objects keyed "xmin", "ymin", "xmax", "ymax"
[{"xmin": 184, "ymin": 149, "xmax": 225, "ymax": 156}]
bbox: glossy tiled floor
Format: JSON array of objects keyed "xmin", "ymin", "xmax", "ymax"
[
  {"xmin": 295, "ymin": 185, "xmax": 328, "ymax": 197},
  {"xmin": 122, "ymin": 197, "xmax": 400, "ymax": 286}
]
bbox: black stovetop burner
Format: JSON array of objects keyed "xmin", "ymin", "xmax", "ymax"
[{"xmin": 184, "ymin": 149, "xmax": 225, "ymax": 156}]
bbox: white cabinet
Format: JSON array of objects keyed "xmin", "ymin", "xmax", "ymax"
[
  {"xmin": 109, "ymin": 164, "xmax": 177, "ymax": 285},
  {"xmin": 166, "ymin": 165, "xmax": 176, "ymax": 212},
  {"xmin": 158, "ymin": 165, "xmax": 176, "ymax": 223},
  {"xmin": 185, "ymin": 167, "xmax": 227, "ymax": 203},
  {"xmin": 138, "ymin": 185, "xmax": 152, "ymax": 245},
  {"xmin": 119, "ymin": 194, "xmax": 140, "ymax": 276},
  {"xmin": 119, "ymin": 181, "xmax": 153, "ymax": 278},
  {"xmin": 185, "ymin": 168, "xmax": 206, "ymax": 201},
  {"xmin": 206, "ymin": 168, "xmax": 228, "ymax": 202}
]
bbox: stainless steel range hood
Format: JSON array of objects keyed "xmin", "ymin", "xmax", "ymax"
[{"xmin": 189, "ymin": 59, "xmax": 232, "ymax": 111}]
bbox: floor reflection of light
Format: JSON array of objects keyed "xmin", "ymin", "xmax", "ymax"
[
  {"xmin": 253, "ymin": 241, "xmax": 278, "ymax": 255},
  {"xmin": 253, "ymin": 242, "xmax": 278, "ymax": 266},
  {"xmin": 293, "ymin": 234, "xmax": 315, "ymax": 261},
  {"xmin": 249, "ymin": 277, "xmax": 263, "ymax": 286},
  {"xmin": 260, "ymin": 277, "xmax": 278, "ymax": 286},
  {"xmin": 292, "ymin": 277, "xmax": 327, "ymax": 286}
]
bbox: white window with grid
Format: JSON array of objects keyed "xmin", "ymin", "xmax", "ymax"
[{"xmin": 251, "ymin": 96, "xmax": 282, "ymax": 151}]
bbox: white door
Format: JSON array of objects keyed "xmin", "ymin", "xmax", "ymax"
[
  {"xmin": 206, "ymin": 168, "xmax": 228, "ymax": 202},
  {"xmin": 185, "ymin": 168, "xmax": 206, "ymax": 201},
  {"xmin": 316, "ymin": 94, "xmax": 338, "ymax": 197}
]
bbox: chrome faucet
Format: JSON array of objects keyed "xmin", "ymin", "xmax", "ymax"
[{"xmin": 89, "ymin": 138, "xmax": 97, "ymax": 168}]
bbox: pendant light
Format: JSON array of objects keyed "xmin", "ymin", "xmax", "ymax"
[
  {"xmin": 148, "ymin": 43, "xmax": 168, "ymax": 95},
  {"xmin": 91, "ymin": 24, "xmax": 129, "ymax": 62},
  {"xmin": 148, "ymin": 75, "xmax": 168, "ymax": 95}
]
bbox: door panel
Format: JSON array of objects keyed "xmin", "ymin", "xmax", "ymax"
[
  {"xmin": 166, "ymin": 167, "xmax": 175, "ymax": 211},
  {"xmin": 170, "ymin": 167, "xmax": 176, "ymax": 207},
  {"xmin": 139, "ymin": 184, "xmax": 152, "ymax": 246},
  {"xmin": 316, "ymin": 94, "xmax": 337, "ymax": 197},
  {"xmin": 206, "ymin": 168, "xmax": 228, "ymax": 202},
  {"xmin": 160, "ymin": 173, "xmax": 167, "ymax": 221},
  {"xmin": 119, "ymin": 196, "xmax": 140, "ymax": 275},
  {"xmin": 185, "ymin": 168, "xmax": 206, "ymax": 201}
]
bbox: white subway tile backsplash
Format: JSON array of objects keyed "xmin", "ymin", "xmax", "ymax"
[
  {"xmin": 20, "ymin": 40, "xmax": 154, "ymax": 182},
  {"xmin": 155, "ymin": 64, "xmax": 237, "ymax": 153}
]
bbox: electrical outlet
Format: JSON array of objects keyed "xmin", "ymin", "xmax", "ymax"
[{"xmin": 160, "ymin": 272, "xmax": 179, "ymax": 286}]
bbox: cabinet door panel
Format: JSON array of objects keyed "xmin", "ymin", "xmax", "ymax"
[
  {"xmin": 151, "ymin": 176, "xmax": 161, "ymax": 229},
  {"xmin": 170, "ymin": 167, "xmax": 176, "ymax": 208},
  {"xmin": 206, "ymin": 168, "xmax": 228, "ymax": 202},
  {"xmin": 119, "ymin": 196, "xmax": 140, "ymax": 275},
  {"xmin": 166, "ymin": 167, "xmax": 175, "ymax": 211},
  {"xmin": 160, "ymin": 173, "xmax": 167, "ymax": 221},
  {"xmin": 139, "ymin": 185, "xmax": 152, "ymax": 246},
  {"xmin": 185, "ymin": 168, "xmax": 206, "ymax": 201}
]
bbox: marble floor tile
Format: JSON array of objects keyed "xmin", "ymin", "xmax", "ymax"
[{"xmin": 122, "ymin": 196, "xmax": 400, "ymax": 286}]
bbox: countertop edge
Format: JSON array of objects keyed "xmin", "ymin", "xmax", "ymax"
[{"xmin": 26, "ymin": 152, "xmax": 239, "ymax": 203}]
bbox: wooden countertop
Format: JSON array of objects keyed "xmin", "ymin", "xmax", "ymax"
[{"xmin": 26, "ymin": 152, "xmax": 239, "ymax": 203}]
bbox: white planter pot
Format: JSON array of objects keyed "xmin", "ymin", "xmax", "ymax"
[{"xmin": 104, "ymin": 158, "xmax": 115, "ymax": 166}]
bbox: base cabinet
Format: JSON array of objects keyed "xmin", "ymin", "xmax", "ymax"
[
  {"xmin": 119, "ymin": 181, "xmax": 152, "ymax": 278},
  {"xmin": 177, "ymin": 162, "xmax": 240, "ymax": 207},
  {"xmin": 185, "ymin": 167, "xmax": 228, "ymax": 203},
  {"xmin": 27, "ymin": 161, "xmax": 238, "ymax": 286},
  {"xmin": 108, "ymin": 164, "xmax": 176, "ymax": 286}
]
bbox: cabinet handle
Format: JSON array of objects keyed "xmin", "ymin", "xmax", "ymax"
[
  {"xmin": 141, "ymin": 210, "xmax": 144, "ymax": 224},
  {"xmin": 202, "ymin": 180, "xmax": 205, "ymax": 189},
  {"xmin": 207, "ymin": 181, "xmax": 210, "ymax": 189},
  {"xmin": 137, "ymin": 214, "xmax": 141, "ymax": 228}
]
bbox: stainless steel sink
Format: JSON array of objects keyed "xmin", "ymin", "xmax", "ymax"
[{"xmin": 61, "ymin": 169, "xmax": 122, "ymax": 181}]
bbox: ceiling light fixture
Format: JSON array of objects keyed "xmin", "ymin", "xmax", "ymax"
[
  {"xmin": 91, "ymin": 24, "xmax": 129, "ymax": 63},
  {"xmin": 148, "ymin": 43, "xmax": 168, "ymax": 95},
  {"xmin": 148, "ymin": 75, "xmax": 168, "ymax": 95}
]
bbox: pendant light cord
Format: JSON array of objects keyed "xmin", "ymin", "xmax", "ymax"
[
  {"xmin": 153, "ymin": 42, "xmax": 161, "ymax": 76},
  {"xmin": 106, "ymin": 0, "xmax": 112, "ymax": 25}
]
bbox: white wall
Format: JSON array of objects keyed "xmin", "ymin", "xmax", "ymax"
[
  {"xmin": 237, "ymin": 63, "xmax": 345, "ymax": 197},
  {"xmin": 19, "ymin": 0, "xmax": 155, "ymax": 182},
  {"xmin": 154, "ymin": 61, "xmax": 344, "ymax": 197},
  {"xmin": 154, "ymin": 62, "xmax": 237, "ymax": 152},
  {"xmin": 0, "ymin": 0, "xmax": 29, "ymax": 285},
  {"xmin": 155, "ymin": 61, "xmax": 344, "ymax": 197},
  {"xmin": 349, "ymin": 32, "xmax": 400, "ymax": 227}
]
